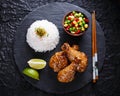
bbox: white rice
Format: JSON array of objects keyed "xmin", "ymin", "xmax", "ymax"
[{"xmin": 26, "ymin": 20, "xmax": 60, "ymax": 52}]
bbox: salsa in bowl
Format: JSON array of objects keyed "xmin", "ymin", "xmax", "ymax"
[{"xmin": 62, "ymin": 11, "xmax": 89, "ymax": 36}]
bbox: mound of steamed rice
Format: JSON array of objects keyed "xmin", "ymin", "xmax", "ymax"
[{"xmin": 26, "ymin": 20, "xmax": 60, "ymax": 52}]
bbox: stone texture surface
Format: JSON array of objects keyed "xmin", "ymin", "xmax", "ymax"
[{"xmin": 0, "ymin": 0, "xmax": 120, "ymax": 96}]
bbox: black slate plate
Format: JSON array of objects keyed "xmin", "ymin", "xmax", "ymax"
[{"xmin": 14, "ymin": 2, "xmax": 105, "ymax": 94}]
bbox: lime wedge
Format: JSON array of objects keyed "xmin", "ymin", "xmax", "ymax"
[
  {"xmin": 22, "ymin": 67, "xmax": 39, "ymax": 80},
  {"xmin": 27, "ymin": 59, "xmax": 46, "ymax": 70}
]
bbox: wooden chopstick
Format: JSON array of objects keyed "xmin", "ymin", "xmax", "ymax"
[
  {"xmin": 93, "ymin": 11, "xmax": 98, "ymax": 81},
  {"xmin": 92, "ymin": 11, "xmax": 95, "ymax": 83},
  {"xmin": 92, "ymin": 11, "xmax": 98, "ymax": 83}
]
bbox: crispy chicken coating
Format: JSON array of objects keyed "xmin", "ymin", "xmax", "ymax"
[
  {"xmin": 61, "ymin": 43, "xmax": 88, "ymax": 72},
  {"xmin": 72, "ymin": 45, "xmax": 79, "ymax": 51},
  {"xmin": 57, "ymin": 59, "xmax": 79, "ymax": 83},
  {"xmin": 49, "ymin": 51, "xmax": 68, "ymax": 72},
  {"xmin": 49, "ymin": 43, "xmax": 88, "ymax": 83}
]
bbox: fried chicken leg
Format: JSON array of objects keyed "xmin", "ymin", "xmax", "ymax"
[
  {"xmin": 61, "ymin": 43, "xmax": 88, "ymax": 72},
  {"xmin": 57, "ymin": 59, "xmax": 79, "ymax": 83},
  {"xmin": 49, "ymin": 51, "xmax": 68, "ymax": 72}
]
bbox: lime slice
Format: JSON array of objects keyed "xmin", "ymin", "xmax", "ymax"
[
  {"xmin": 22, "ymin": 67, "xmax": 39, "ymax": 80},
  {"xmin": 27, "ymin": 59, "xmax": 46, "ymax": 70}
]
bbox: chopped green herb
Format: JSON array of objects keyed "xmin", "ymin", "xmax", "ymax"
[{"xmin": 35, "ymin": 27, "xmax": 47, "ymax": 37}]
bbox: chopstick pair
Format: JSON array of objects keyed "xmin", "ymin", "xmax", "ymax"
[{"xmin": 92, "ymin": 11, "xmax": 98, "ymax": 83}]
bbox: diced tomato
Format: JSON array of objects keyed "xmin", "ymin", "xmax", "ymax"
[
  {"xmin": 66, "ymin": 26, "xmax": 70, "ymax": 30},
  {"xmin": 68, "ymin": 17, "xmax": 71, "ymax": 20},
  {"xmin": 71, "ymin": 21, "xmax": 75, "ymax": 25},
  {"xmin": 75, "ymin": 30, "xmax": 81, "ymax": 34},
  {"xmin": 85, "ymin": 18, "xmax": 89, "ymax": 23},
  {"xmin": 74, "ymin": 18, "xmax": 79, "ymax": 22}
]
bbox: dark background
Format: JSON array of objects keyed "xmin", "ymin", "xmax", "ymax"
[{"xmin": 0, "ymin": 0, "xmax": 120, "ymax": 96}]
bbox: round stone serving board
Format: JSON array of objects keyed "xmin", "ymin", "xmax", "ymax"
[{"xmin": 14, "ymin": 2, "xmax": 105, "ymax": 94}]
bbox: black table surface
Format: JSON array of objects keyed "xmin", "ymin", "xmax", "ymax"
[{"xmin": 0, "ymin": 0, "xmax": 120, "ymax": 96}]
